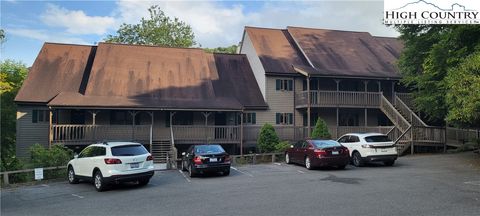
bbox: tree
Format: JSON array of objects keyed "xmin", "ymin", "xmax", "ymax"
[
  {"xmin": 257, "ymin": 123, "xmax": 280, "ymax": 153},
  {"xmin": 105, "ymin": 5, "xmax": 196, "ymax": 47},
  {"xmin": 311, "ymin": 117, "xmax": 331, "ymax": 139},
  {"xmin": 395, "ymin": 25, "xmax": 480, "ymax": 126},
  {"xmin": 204, "ymin": 45, "xmax": 238, "ymax": 54},
  {"xmin": 445, "ymin": 52, "xmax": 480, "ymax": 126},
  {"xmin": 0, "ymin": 29, "xmax": 5, "ymax": 44},
  {"xmin": 1, "ymin": 60, "xmax": 28, "ymax": 163}
]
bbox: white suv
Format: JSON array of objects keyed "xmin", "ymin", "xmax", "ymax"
[
  {"xmin": 337, "ymin": 133, "xmax": 397, "ymax": 167},
  {"xmin": 67, "ymin": 142, "xmax": 155, "ymax": 191}
]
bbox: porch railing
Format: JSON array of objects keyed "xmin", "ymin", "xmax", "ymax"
[
  {"xmin": 52, "ymin": 125, "xmax": 151, "ymax": 145},
  {"xmin": 172, "ymin": 125, "xmax": 240, "ymax": 143},
  {"xmin": 295, "ymin": 91, "xmax": 381, "ymax": 108}
]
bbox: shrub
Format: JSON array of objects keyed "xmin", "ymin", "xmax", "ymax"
[
  {"xmin": 29, "ymin": 144, "xmax": 74, "ymax": 180},
  {"xmin": 311, "ymin": 117, "xmax": 331, "ymax": 139},
  {"xmin": 275, "ymin": 141, "xmax": 291, "ymax": 153},
  {"xmin": 257, "ymin": 123, "xmax": 280, "ymax": 153}
]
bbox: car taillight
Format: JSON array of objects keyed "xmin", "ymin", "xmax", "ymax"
[
  {"xmin": 314, "ymin": 149, "xmax": 327, "ymax": 158},
  {"xmin": 104, "ymin": 158, "xmax": 122, "ymax": 164},
  {"xmin": 193, "ymin": 156, "xmax": 203, "ymax": 165},
  {"xmin": 146, "ymin": 155, "xmax": 153, "ymax": 161}
]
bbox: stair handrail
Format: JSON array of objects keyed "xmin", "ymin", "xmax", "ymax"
[
  {"xmin": 394, "ymin": 125, "xmax": 412, "ymax": 144},
  {"xmin": 394, "ymin": 94, "xmax": 428, "ymax": 127},
  {"xmin": 380, "ymin": 95, "xmax": 411, "ymax": 134}
]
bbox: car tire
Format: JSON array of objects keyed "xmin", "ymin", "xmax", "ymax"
[
  {"xmin": 285, "ymin": 153, "xmax": 291, "ymax": 164},
  {"xmin": 188, "ymin": 164, "xmax": 196, "ymax": 177},
  {"xmin": 67, "ymin": 166, "xmax": 79, "ymax": 184},
  {"xmin": 138, "ymin": 178, "xmax": 150, "ymax": 186},
  {"xmin": 352, "ymin": 152, "xmax": 364, "ymax": 167},
  {"xmin": 384, "ymin": 160, "xmax": 395, "ymax": 166},
  {"xmin": 94, "ymin": 170, "xmax": 107, "ymax": 192},
  {"xmin": 305, "ymin": 156, "xmax": 313, "ymax": 170},
  {"xmin": 223, "ymin": 169, "xmax": 230, "ymax": 176},
  {"xmin": 337, "ymin": 165, "xmax": 346, "ymax": 170}
]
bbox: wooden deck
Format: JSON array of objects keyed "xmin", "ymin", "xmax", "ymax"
[{"xmin": 295, "ymin": 90, "xmax": 381, "ymax": 108}]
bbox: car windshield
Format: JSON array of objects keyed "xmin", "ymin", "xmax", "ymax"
[
  {"xmin": 195, "ymin": 145, "xmax": 225, "ymax": 154},
  {"xmin": 365, "ymin": 135, "xmax": 392, "ymax": 143},
  {"xmin": 111, "ymin": 144, "xmax": 148, "ymax": 156},
  {"xmin": 311, "ymin": 140, "xmax": 342, "ymax": 148}
]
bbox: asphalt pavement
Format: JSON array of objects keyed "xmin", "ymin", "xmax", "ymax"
[{"xmin": 1, "ymin": 152, "xmax": 479, "ymax": 216}]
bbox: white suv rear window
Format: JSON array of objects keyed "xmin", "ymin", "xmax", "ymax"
[
  {"xmin": 111, "ymin": 145, "xmax": 148, "ymax": 156},
  {"xmin": 365, "ymin": 136, "xmax": 391, "ymax": 143}
]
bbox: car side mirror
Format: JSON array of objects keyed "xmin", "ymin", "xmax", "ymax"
[
  {"xmin": 181, "ymin": 152, "xmax": 186, "ymax": 156},
  {"xmin": 74, "ymin": 154, "xmax": 78, "ymax": 159},
  {"xmin": 290, "ymin": 145, "xmax": 294, "ymax": 148}
]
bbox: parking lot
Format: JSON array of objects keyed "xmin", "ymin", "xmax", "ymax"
[{"xmin": 2, "ymin": 153, "xmax": 479, "ymax": 216}]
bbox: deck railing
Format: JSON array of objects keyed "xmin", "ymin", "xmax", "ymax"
[
  {"xmin": 296, "ymin": 90, "xmax": 381, "ymax": 108},
  {"xmin": 172, "ymin": 125, "xmax": 240, "ymax": 143},
  {"xmin": 52, "ymin": 125, "xmax": 151, "ymax": 145},
  {"xmin": 394, "ymin": 94, "xmax": 427, "ymax": 126},
  {"xmin": 395, "ymin": 93, "xmax": 414, "ymax": 108}
]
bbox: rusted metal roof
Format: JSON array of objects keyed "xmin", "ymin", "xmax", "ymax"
[
  {"xmin": 18, "ymin": 42, "xmax": 267, "ymax": 110},
  {"xmin": 244, "ymin": 27, "xmax": 310, "ymax": 74},
  {"xmin": 244, "ymin": 26, "xmax": 403, "ymax": 79},
  {"xmin": 15, "ymin": 43, "xmax": 95, "ymax": 103}
]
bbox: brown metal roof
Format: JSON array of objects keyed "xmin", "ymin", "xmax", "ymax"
[
  {"xmin": 244, "ymin": 26, "xmax": 402, "ymax": 79},
  {"xmin": 18, "ymin": 42, "xmax": 266, "ymax": 110},
  {"xmin": 15, "ymin": 43, "xmax": 95, "ymax": 103},
  {"xmin": 244, "ymin": 27, "xmax": 310, "ymax": 74}
]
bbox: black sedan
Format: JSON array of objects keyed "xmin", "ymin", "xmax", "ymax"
[{"xmin": 181, "ymin": 144, "xmax": 231, "ymax": 177}]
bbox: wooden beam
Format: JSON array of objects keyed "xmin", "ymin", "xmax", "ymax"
[
  {"xmin": 307, "ymin": 76, "xmax": 311, "ymax": 138},
  {"xmin": 48, "ymin": 109, "xmax": 53, "ymax": 148}
]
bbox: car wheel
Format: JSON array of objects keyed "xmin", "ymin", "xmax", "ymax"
[
  {"xmin": 94, "ymin": 171, "xmax": 107, "ymax": 192},
  {"xmin": 305, "ymin": 156, "xmax": 313, "ymax": 170},
  {"xmin": 383, "ymin": 160, "xmax": 395, "ymax": 166},
  {"xmin": 223, "ymin": 169, "xmax": 230, "ymax": 176},
  {"xmin": 352, "ymin": 152, "xmax": 364, "ymax": 167},
  {"xmin": 188, "ymin": 164, "xmax": 196, "ymax": 177},
  {"xmin": 67, "ymin": 166, "xmax": 79, "ymax": 184},
  {"xmin": 285, "ymin": 153, "xmax": 291, "ymax": 164},
  {"xmin": 138, "ymin": 178, "xmax": 150, "ymax": 186}
]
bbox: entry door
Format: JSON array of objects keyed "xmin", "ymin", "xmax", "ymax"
[{"xmin": 214, "ymin": 113, "xmax": 227, "ymax": 140}]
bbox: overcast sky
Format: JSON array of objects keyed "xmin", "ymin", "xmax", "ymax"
[{"xmin": 1, "ymin": 0, "xmax": 398, "ymax": 66}]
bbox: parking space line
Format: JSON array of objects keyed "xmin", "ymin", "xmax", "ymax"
[
  {"xmin": 231, "ymin": 167, "xmax": 254, "ymax": 177},
  {"xmin": 274, "ymin": 163, "xmax": 282, "ymax": 166},
  {"xmin": 464, "ymin": 181, "xmax": 480, "ymax": 186},
  {"xmin": 71, "ymin": 194, "xmax": 84, "ymax": 199},
  {"xmin": 178, "ymin": 169, "xmax": 191, "ymax": 183},
  {"xmin": 297, "ymin": 170, "xmax": 305, "ymax": 174}
]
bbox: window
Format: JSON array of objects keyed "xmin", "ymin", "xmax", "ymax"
[
  {"xmin": 111, "ymin": 145, "xmax": 148, "ymax": 156},
  {"xmin": 275, "ymin": 79, "xmax": 293, "ymax": 91},
  {"xmin": 79, "ymin": 146, "xmax": 94, "ymax": 158},
  {"xmin": 338, "ymin": 136, "xmax": 349, "ymax": 143},
  {"xmin": 349, "ymin": 136, "xmax": 360, "ymax": 143},
  {"xmin": 365, "ymin": 136, "xmax": 392, "ymax": 143},
  {"xmin": 276, "ymin": 113, "xmax": 293, "ymax": 125},
  {"xmin": 92, "ymin": 147, "xmax": 106, "ymax": 157},
  {"xmin": 32, "ymin": 110, "xmax": 48, "ymax": 123},
  {"xmin": 312, "ymin": 140, "xmax": 342, "ymax": 148},
  {"xmin": 242, "ymin": 113, "xmax": 256, "ymax": 124},
  {"xmin": 110, "ymin": 111, "xmax": 133, "ymax": 125}
]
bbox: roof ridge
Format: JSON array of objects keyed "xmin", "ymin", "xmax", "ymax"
[
  {"xmin": 98, "ymin": 42, "xmax": 204, "ymax": 51},
  {"xmin": 286, "ymin": 26, "xmax": 370, "ymax": 34},
  {"xmin": 44, "ymin": 42, "xmax": 95, "ymax": 47},
  {"xmin": 245, "ymin": 26, "xmax": 284, "ymax": 31}
]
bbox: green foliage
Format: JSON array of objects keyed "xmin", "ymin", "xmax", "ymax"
[
  {"xmin": 274, "ymin": 141, "xmax": 291, "ymax": 153},
  {"xmin": 0, "ymin": 28, "xmax": 5, "ymax": 43},
  {"xmin": 257, "ymin": 123, "xmax": 280, "ymax": 153},
  {"xmin": 395, "ymin": 25, "xmax": 480, "ymax": 126},
  {"xmin": 204, "ymin": 45, "xmax": 238, "ymax": 54},
  {"xmin": 105, "ymin": 5, "xmax": 196, "ymax": 47},
  {"xmin": 1, "ymin": 60, "xmax": 28, "ymax": 165},
  {"xmin": 445, "ymin": 52, "xmax": 480, "ymax": 126},
  {"xmin": 29, "ymin": 144, "xmax": 73, "ymax": 168},
  {"xmin": 311, "ymin": 117, "xmax": 331, "ymax": 139}
]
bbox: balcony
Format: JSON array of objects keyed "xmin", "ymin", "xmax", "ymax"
[{"xmin": 295, "ymin": 90, "xmax": 382, "ymax": 108}]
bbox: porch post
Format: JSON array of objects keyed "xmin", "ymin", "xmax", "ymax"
[
  {"xmin": 48, "ymin": 108, "xmax": 53, "ymax": 148},
  {"xmin": 88, "ymin": 110, "xmax": 99, "ymax": 141},
  {"xmin": 202, "ymin": 112, "xmax": 211, "ymax": 143},
  {"xmin": 148, "ymin": 111, "xmax": 154, "ymax": 153},
  {"xmin": 336, "ymin": 108, "xmax": 339, "ymax": 138},
  {"xmin": 377, "ymin": 81, "xmax": 381, "ymax": 92},
  {"xmin": 129, "ymin": 111, "xmax": 138, "ymax": 140},
  {"xmin": 364, "ymin": 81, "xmax": 368, "ymax": 127},
  {"xmin": 391, "ymin": 81, "xmax": 395, "ymax": 100},
  {"xmin": 307, "ymin": 75, "xmax": 311, "ymax": 138},
  {"xmin": 240, "ymin": 111, "xmax": 244, "ymax": 156},
  {"xmin": 335, "ymin": 79, "xmax": 340, "ymax": 138}
]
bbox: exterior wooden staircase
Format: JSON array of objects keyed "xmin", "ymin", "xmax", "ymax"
[{"xmin": 151, "ymin": 140, "xmax": 171, "ymax": 163}]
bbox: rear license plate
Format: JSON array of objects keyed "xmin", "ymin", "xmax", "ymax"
[
  {"xmin": 209, "ymin": 158, "xmax": 218, "ymax": 162},
  {"xmin": 130, "ymin": 163, "xmax": 140, "ymax": 169},
  {"xmin": 332, "ymin": 151, "xmax": 339, "ymax": 155}
]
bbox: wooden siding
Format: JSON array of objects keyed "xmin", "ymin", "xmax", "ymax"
[
  {"xmin": 254, "ymin": 76, "xmax": 296, "ymax": 126},
  {"xmin": 240, "ymin": 32, "xmax": 266, "ymax": 100},
  {"xmin": 16, "ymin": 106, "xmax": 49, "ymax": 157}
]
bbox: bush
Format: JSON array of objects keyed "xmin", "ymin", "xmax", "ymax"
[
  {"xmin": 311, "ymin": 117, "xmax": 331, "ymax": 139},
  {"xmin": 275, "ymin": 141, "xmax": 291, "ymax": 153},
  {"xmin": 257, "ymin": 123, "xmax": 280, "ymax": 153},
  {"xmin": 30, "ymin": 144, "xmax": 73, "ymax": 167}
]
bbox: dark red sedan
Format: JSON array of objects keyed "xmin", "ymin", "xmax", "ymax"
[{"xmin": 285, "ymin": 140, "xmax": 350, "ymax": 170}]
